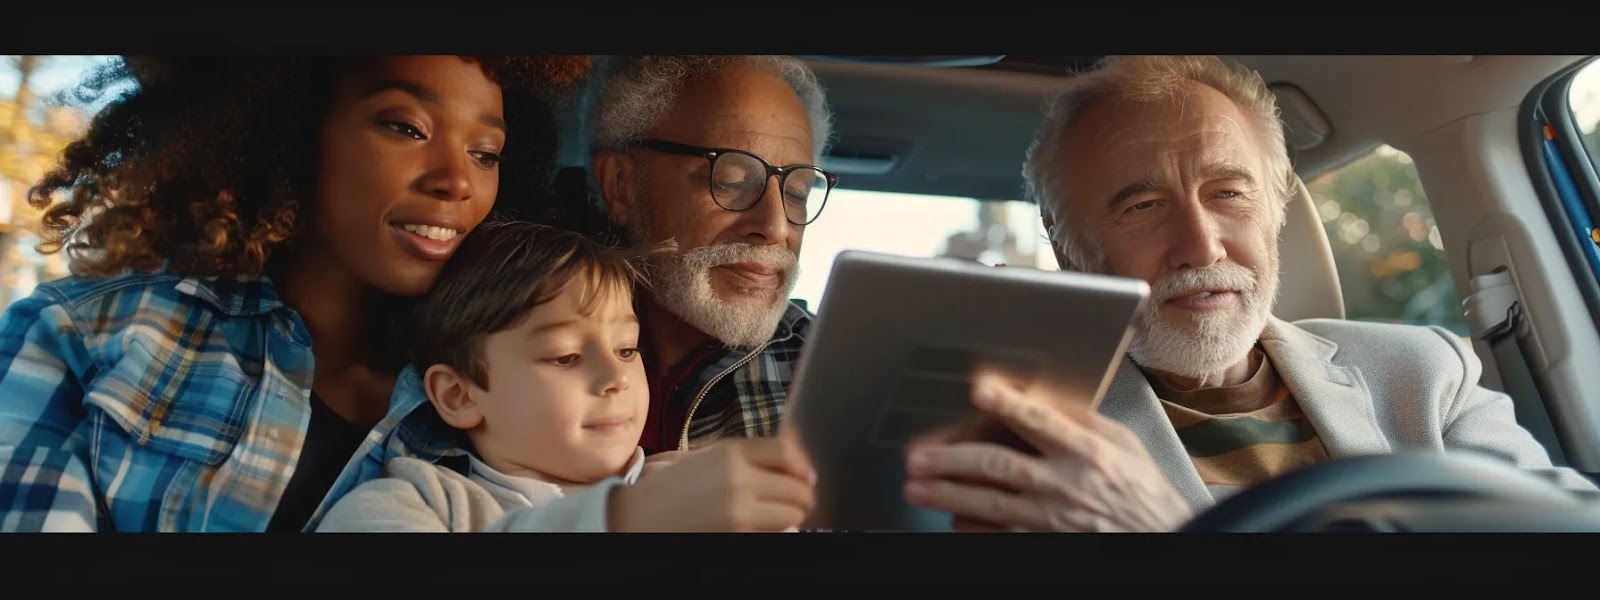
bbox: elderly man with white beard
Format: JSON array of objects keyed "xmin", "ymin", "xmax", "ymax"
[
  {"xmin": 898, "ymin": 55, "xmax": 1599, "ymax": 533},
  {"xmin": 578, "ymin": 55, "xmax": 832, "ymax": 467}
]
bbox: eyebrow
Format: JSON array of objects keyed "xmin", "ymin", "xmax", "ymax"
[
  {"xmin": 1106, "ymin": 162, "xmax": 1259, "ymax": 210},
  {"xmin": 525, "ymin": 314, "xmax": 639, "ymax": 337},
  {"xmin": 1108, "ymin": 176, "xmax": 1165, "ymax": 211},
  {"xmin": 1200, "ymin": 162, "xmax": 1258, "ymax": 187},
  {"xmin": 362, "ymin": 79, "xmax": 438, "ymax": 103},
  {"xmin": 527, "ymin": 319, "xmax": 575, "ymax": 336},
  {"xmin": 360, "ymin": 79, "xmax": 507, "ymax": 133}
]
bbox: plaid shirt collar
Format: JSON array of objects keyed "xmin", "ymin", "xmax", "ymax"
[
  {"xmin": 669, "ymin": 302, "xmax": 813, "ymax": 447},
  {"xmin": 174, "ymin": 275, "xmax": 286, "ymax": 317}
]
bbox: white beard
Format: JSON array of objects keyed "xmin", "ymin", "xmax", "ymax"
[
  {"xmin": 626, "ymin": 172, "xmax": 799, "ymax": 350},
  {"xmin": 644, "ymin": 240, "xmax": 799, "ymax": 350},
  {"xmin": 1125, "ymin": 258, "xmax": 1278, "ymax": 380}
]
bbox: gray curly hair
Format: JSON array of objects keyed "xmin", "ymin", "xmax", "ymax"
[
  {"xmin": 1021, "ymin": 55, "xmax": 1295, "ymax": 270},
  {"xmin": 584, "ymin": 55, "xmax": 833, "ymax": 163}
]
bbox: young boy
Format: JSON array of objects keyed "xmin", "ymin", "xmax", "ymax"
[{"xmin": 316, "ymin": 220, "xmax": 815, "ymax": 532}]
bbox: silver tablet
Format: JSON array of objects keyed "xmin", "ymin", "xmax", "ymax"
[{"xmin": 784, "ymin": 250, "xmax": 1149, "ymax": 532}]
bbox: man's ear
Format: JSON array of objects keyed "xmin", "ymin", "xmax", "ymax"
[
  {"xmin": 593, "ymin": 149, "xmax": 637, "ymax": 228},
  {"xmin": 1040, "ymin": 212, "xmax": 1075, "ymax": 271},
  {"xmin": 423, "ymin": 364, "xmax": 484, "ymax": 430}
]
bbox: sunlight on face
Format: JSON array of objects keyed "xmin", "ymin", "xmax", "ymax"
[
  {"xmin": 1056, "ymin": 85, "xmax": 1281, "ymax": 379},
  {"xmin": 466, "ymin": 275, "xmax": 647, "ymax": 485}
]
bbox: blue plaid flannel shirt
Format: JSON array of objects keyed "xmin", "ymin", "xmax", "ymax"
[{"xmin": 0, "ymin": 272, "xmax": 461, "ymax": 532}]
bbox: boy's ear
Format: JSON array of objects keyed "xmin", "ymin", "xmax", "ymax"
[
  {"xmin": 423, "ymin": 364, "xmax": 484, "ymax": 430},
  {"xmin": 593, "ymin": 149, "xmax": 636, "ymax": 228}
]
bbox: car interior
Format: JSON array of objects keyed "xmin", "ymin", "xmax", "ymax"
[
  {"xmin": 547, "ymin": 54, "xmax": 1600, "ymax": 530},
  {"xmin": 4, "ymin": 53, "xmax": 1600, "ymax": 532}
]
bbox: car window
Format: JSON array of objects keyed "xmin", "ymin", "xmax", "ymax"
[
  {"xmin": 1570, "ymin": 58, "xmax": 1600, "ymax": 167},
  {"xmin": 791, "ymin": 190, "xmax": 1052, "ymax": 310},
  {"xmin": 1306, "ymin": 145, "xmax": 1466, "ymax": 336}
]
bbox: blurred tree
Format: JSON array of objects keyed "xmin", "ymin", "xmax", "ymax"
[
  {"xmin": 1, "ymin": 55, "xmax": 88, "ymax": 307},
  {"xmin": 1306, "ymin": 147, "xmax": 1469, "ymax": 335}
]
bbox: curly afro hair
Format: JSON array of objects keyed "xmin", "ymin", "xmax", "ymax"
[{"xmin": 28, "ymin": 54, "xmax": 592, "ymax": 280}]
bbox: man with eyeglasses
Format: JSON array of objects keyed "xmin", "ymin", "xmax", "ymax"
[{"xmin": 545, "ymin": 56, "xmax": 834, "ymax": 530}]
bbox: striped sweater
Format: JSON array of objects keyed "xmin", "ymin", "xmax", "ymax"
[{"xmin": 1145, "ymin": 346, "xmax": 1330, "ymax": 501}]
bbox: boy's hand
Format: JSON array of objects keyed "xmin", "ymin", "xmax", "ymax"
[{"xmin": 609, "ymin": 431, "xmax": 816, "ymax": 532}]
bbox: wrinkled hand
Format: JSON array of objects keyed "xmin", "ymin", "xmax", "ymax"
[
  {"xmin": 902, "ymin": 373, "xmax": 1194, "ymax": 532},
  {"xmin": 610, "ymin": 430, "xmax": 815, "ymax": 532}
]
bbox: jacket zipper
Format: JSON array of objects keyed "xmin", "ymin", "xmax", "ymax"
[{"xmin": 678, "ymin": 340, "xmax": 773, "ymax": 451}]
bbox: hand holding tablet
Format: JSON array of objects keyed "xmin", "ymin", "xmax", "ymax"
[{"xmin": 783, "ymin": 250, "xmax": 1149, "ymax": 531}]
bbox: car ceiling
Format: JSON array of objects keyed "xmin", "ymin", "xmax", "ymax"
[
  {"xmin": 558, "ymin": 54, "xmax": 1590, "ymax": 205},
  {"xmin": 806, "ymin": 54, "xmax": 1588, "ymax": 203}
]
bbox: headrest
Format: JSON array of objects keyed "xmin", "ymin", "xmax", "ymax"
[{"xmin": 1274, "ymin": 174, "xmax": 1346, "ymax": 321}]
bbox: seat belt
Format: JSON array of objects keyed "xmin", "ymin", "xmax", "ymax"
[{"xmin": 1463, "ymin": 268, "xmax": 1571, "ymax": 466}]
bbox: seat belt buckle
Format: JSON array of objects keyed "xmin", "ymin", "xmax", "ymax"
[{"xmin": 1463, "ymin": 269, "xmax": 1524, "ymax": 343}]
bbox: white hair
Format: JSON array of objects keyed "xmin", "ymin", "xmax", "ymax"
[
  {"xmin": 1022, "ymin": 55, "xmax": 1295, "ymax": 267},
  {"xmin": 585, "ymin": 55, "xmax": 833, "ymax": 163}
]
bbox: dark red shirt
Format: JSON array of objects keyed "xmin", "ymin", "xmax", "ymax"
[{"xmin": 638, "ymin": 343, "xmax": 723, "ymax": 454}]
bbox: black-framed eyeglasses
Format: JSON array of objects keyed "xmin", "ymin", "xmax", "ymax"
[{"xmin": 636, "ymin": 138, "xmax": 838, "ymax": 226}]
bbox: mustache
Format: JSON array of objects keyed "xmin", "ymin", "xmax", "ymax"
[
  {"xmin": 676, "ymin": 242, "xmax": 797, "ymax": 271},
  {"xmin": 1150, "ymin": 262, "xmax": 1257, "ymax": 303}
]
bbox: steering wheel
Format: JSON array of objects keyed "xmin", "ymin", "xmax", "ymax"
[{"xmin": 1179, "ymin": 451, "xmax": 1585, "ymax": 532}]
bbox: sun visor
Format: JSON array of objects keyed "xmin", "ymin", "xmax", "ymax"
[{"xmin": 1271, "ymin": 82, "xmax": 1333, "ymax": 151}]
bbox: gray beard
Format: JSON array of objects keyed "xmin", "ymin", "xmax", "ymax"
[
  {"xmin": 1125, "ymin": 258, "xmax": 1279, "ymax": 380},
  {"xmin": 644, "ymin": 240, "xmax": 800, "ymax": 350},
  {"xmin": 627, "ymin": 190, "xmax": 798, "ymax": 350}
]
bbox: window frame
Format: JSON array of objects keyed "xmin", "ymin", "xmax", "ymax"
[{"xmin": 1519, "ymin": 55, "xmax": 1600, "ymax": 330}]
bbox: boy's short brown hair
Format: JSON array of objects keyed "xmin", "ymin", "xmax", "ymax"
[{"xmin": 410, "ymin": 218, "xmax": 660, "ymax": 389}]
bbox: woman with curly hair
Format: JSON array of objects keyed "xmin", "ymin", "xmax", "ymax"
[{"xmin": 0, "ymin": 54, "xmax": 590, "ymax": 532}]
